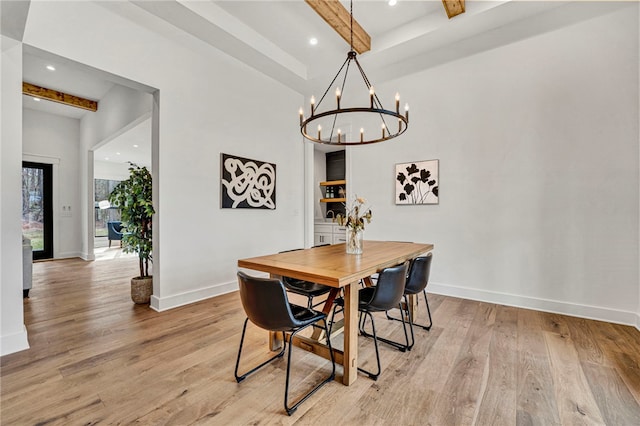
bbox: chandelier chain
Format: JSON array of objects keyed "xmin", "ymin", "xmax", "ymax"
[{"xmin": 350, "ymin": 0, "xmax": 354, "ymax": 51}]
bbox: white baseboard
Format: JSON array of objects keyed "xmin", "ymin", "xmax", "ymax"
[
  {"xmin": 56, "ymin": 251, "xmax": 83, "ymax": 260},
  {"xmin": 0, "ymin": 325, "xmax": 30, "ymax": 356},
  {"xmin": 150, "ymin": 280, "xmax": 238, "ymax": 312},
  {"xmin": 80, "ymin": 252, "xmax": 95, "ymax": 261},
  {"xmin": 428, "ymin": 282, "xmax": 639, "ymax": 327}
]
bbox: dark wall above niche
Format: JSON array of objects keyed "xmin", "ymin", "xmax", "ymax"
[{"xmin": 326, "ymin": 150, "xmax": 345, "ymax": 181}]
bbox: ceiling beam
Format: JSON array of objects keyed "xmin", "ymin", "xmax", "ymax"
[
  {"xmin": 305, "ymin": 0, "xmax": 371, "ymax": 54},
  {"xmin": 442, "ymin": 0, "xmax": 465, "ymax": 19},
  {"xmin": 22, "ymin": 82, "xmax": 98, "ymax": 112}
]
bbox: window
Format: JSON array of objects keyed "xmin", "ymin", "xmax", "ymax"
[{"xmin": 94, "ymin": 179, "xmax": 121, "ymax": 237}]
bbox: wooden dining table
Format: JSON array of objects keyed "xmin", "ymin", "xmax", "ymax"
[{"xmin": 237, "ymin": 240, "xmax": 433, "ymax": 385}]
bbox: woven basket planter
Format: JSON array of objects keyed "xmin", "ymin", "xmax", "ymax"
[{"xmin": 131, "ymin": 276, "xmax": 153, "ymax": 304}]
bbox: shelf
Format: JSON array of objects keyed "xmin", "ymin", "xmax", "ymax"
[
  {"xmin": 320, "ymin": 180, "xmax": 346, "ymax": 186},
  {"xmin": 320, "ymin": 198, "xmax": 346, "ymax": 203}
]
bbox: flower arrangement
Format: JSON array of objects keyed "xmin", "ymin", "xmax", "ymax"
[
  {"xmin": 335, "ymin": 197, "xmax": 371, "ymax": 254},
  {"xmin": 335, "ymin": 196, "xmax": 372, "ymax": 230}
]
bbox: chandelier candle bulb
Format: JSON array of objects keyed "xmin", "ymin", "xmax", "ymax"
[
  {"xmin": 395, "ymin": 93, "xmax": 400, "ymax": 113},
  {"xmin": 360, "ymin": 128, "xmax": 364, "ymax": 142},
  {"xmin": 405, "ymin": 103, "xmax": 409, "ymax": 122},
  {"xmin": 381, "ymin": 123, "xmax": 386, "ymax": 138},
  {"xmin": 336, "ymin": 87, "xmax": 341, "ymax": 109},
  {"xmin": 337, "ymin": 128, "xmax": 342, "ymax": 143},
  {"xmin": 318, "ymin": 125, "xmax": 322, "ymax": 139},
  {"xmin": 369, "ymin": 87, "xmax": 375, "ymax": 108},
  {"xmin": 310, "ymin": 96, "xmax": 315, "ymax": 115},
  {"xmin": 299, "ymin": 108, "xmax": 304, "ymax": 126}
]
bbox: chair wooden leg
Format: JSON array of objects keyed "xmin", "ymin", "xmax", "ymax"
[{"xmin": 109, "ymin": 240, "xmax": 112, "ymax": 248}]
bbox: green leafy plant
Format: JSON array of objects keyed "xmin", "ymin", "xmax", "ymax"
[{"xmin": 108, "ymin": 163, "xmax": 154, "ymax": 278}]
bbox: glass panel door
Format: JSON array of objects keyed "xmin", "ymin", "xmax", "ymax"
[{"xmin": 22, "ymin": 162, "xmax": 53, "ymax": 260}]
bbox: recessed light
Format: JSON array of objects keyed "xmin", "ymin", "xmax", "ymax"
[
  {"xmin": 116, "ymin": 152, "xmax": 121, "ymax": 155},
  {"xmin": 33, "ymin": 97, "xmax": 41, "ymax": 102},
  {"xmin": 388, "ymin": 0, "xmax": 397, "ymax": 6},
  {"xmin": 133, "ymin": 144, "xmax": 139, "ymax": 148},
  {"xmin": 309, "ymin": 37, "xmax": 318, "ymax": 46},
  {"xmin": 46, "ymin": 65, "xmax": 56, "ymax": 71},
  {"xmin": 105, "ymin": 157, "xmax": 110, "ymax": 161}
]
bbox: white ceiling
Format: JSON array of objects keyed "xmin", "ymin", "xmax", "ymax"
[
  {"xmin": 93, "ymin": 117, "xmax": 152, "ymax": 169},
  {"xmin": 22, "ymin": 51, "xmax": 114, "ymax": 119},
  {"xmin": 16, "ymin": 1, "xmax": 632, "ymax": 156},
  {"xmin": 19, "ymin": 1, "xmax": 632, "ymax": 109}
]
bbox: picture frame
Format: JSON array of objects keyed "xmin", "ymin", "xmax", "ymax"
[
  {"xmin": 221, "ymin": 153, "xmax": 276, "ymax": 209},
  {"xmin": 395, "ymin": 159, "xmax": 439, "ymax": 205}
]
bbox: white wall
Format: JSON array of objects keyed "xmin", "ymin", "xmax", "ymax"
[
  {"xmin": 350, "ymin": 6, "xmax": 639, "ymax": 325},
  {"xmin": 22, "ymin": 1, "xmax": 304, "ymax": 312},
  {"xmin": 1, "ymin": 35, "xmax": 29, "ymax": 355},
  {"xmin": 82, "ymin": 85, "xmax": 152, "ymax": 152},
  {"xmin": 23, "ymin": 109, "xmax": 82, "ymax": 258}
]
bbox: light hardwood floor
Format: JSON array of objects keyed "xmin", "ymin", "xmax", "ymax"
[{"xmin": 1, "ymin": 257, "xmax": 640, "ymax": 425}]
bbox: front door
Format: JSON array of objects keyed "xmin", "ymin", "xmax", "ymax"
[{"xmin": 22, "ymin": 162, "xmax": 53, "ymax": 260}]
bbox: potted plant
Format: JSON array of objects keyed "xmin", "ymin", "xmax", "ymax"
[{"xmin": 108, "ymin": 162, "xmax": 155, "ymax": 304}]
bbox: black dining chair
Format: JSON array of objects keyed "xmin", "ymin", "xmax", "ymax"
[
  {"xmin": 234, "ymin": 271, "xmax": 335, "ymax": 416},
  {"xmin": 280, "ymin": 247, "xmax": 333, "ymax": 309},
  {"xmin": 386, "ymin": 253, "xmax": 433, "ymax": 350},
  {"xmin": 332, "ymin": 262, "xmax": 409, "ymax": 380}
]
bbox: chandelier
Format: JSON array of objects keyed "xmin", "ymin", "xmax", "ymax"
[{"xmin": 299, "ymin": 0, "xmax": 409, "ymax": 146}]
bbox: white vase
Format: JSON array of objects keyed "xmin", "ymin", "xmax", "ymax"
[{"xmin": 346, "ymin": 227, "xmax": 363, "ymax": 254}]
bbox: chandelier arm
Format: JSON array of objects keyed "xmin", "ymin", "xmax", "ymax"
[
  {"xmin": 353, "ymin": 56, "xmax": 379, "ymax": 107},
  {"xmin": 316, "ymin": 56, "xmax": 350, "ymax": 109},
  {"xmin": 328, "ymin": 57, "xmax": 353, "ymax": 142},
  {"xmin": 352, "ymin": 56, "xmax": 393, "ymax": 130}
]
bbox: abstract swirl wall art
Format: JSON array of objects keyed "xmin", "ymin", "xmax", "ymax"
[
  {"xmin": 395, "ymin": 159, "xmax": 439, "ymax": 205},
  {"xmin": 221, "ymin": 153, "xmax": 276, "ymax": 209}
]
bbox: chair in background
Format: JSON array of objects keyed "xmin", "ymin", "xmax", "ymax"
[
  {"xmin": 280, "ymin": 246, "xmax": 333, "ymax": 309},
  {"xmin": 332, "ymin": 262, "xmax": 409, "ymax": 380},
  {"xmin": 234, "ymin": 271, "xmax": 335, "ymax": 416},
  {"xmin": 386, "ymin": 253, "xmax": 433, "ymax": 350},
  {"xmin": 107, "ymin": 221, "xmax": 124, "ymax": 248}
]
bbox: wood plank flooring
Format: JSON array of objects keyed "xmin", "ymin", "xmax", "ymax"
[{"xmin": 1, "ymin": 257, "xmax": 639, "ymax": 425}]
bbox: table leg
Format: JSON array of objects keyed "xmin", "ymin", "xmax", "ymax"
[
  {"xmin": 407, "ymin": 293, "xmax": 418, "ymax": 322},
  {"xmin": 343, "ymin": 281, "xmax": 359, "ymax": 385},
  {"xmin": 269, "ymin": 331, "xmax": 283, "ymax": 351},
  {"xmin": 310, "ymin": 288, "xmax": 340, "ymax": 340},
  {"xmin": 268, "ymin": 272, "xmax": 284, "ymax": 351}
]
